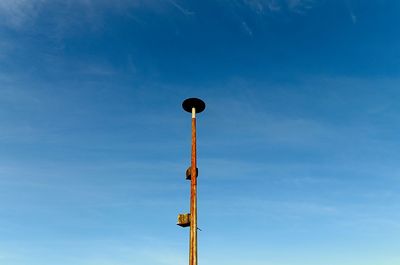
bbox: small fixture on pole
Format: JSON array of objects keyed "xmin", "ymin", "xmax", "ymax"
[{"xmin": 177, "ymin": 98, "xmax": 206, "ymax": 265}]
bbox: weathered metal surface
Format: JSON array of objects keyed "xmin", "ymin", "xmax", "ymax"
[
  {"xmin": 190, "ymin": 115, "xmax": 198, "ymax": 265},
  {"xmin": 179, "ymin": 98, "xmax": 206, "ymax": 265},
  {"xmin": 177, "ymin": 213, "xmax": 191, "ymax": 227}
]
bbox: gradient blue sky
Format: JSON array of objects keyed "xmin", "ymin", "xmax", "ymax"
[{"xmin": 1, "ymin": 1, "xmax": 400, "ymax": 265}]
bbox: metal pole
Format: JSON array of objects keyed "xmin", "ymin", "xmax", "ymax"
[
  {"xmin": 190, "ymin": 107, "xmax": 198, "ymax": 265},
  {"xmin": 179, "ymin": 98, "xmax": 205, "ymax": 265}
]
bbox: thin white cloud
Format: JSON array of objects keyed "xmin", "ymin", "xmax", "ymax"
[
  {"xmin": 0, "ymin": 0, "xmax": 44, "ymax": 28},
  {"xmin": 243, "ymin": 0, "xmax": 317, "ymax": 14},
  {"xmin": 241, "ymin": 21, "xmax": 253, "ymax": 36},
  {"xmin": 168, "ymin": 0, "xmax": 194, "ymax": 16},
  {"xmin": 287, "ymin": 0, "xmax": 315, "ymax": 14},
  {"xmin": 0, "ymin": 0, "xmax": 195, "ymax": 30},
  {"xmin": 345, "ymin": 0, "xmax": 357, "ymax": 24}
]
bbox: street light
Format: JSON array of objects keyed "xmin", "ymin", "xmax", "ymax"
[{"xmin": 177, "ymin": 97, "xmax": 206, "ymax": 265}]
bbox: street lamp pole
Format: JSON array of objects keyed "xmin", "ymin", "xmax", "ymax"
[{"xmin": 178, "ymin": 98, "xmax": 206, "ymax": 265}]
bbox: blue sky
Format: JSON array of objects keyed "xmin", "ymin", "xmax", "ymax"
[{"xmin": 1, "ymin": 1, "xmax": 400, "ymax": 264}]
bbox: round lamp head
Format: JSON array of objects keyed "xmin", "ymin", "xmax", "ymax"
[{"xmin": 182, "ymin": 98, "xmax": 206, "ymax": 113}]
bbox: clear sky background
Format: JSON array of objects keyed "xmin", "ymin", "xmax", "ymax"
[{"xmin": 1, "ymin": 1, "xmax": 400, "ymax": 265}]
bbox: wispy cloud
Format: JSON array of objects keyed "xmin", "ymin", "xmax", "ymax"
[
  {"xmin": 0, "ymin": 0, "xmax": 195, "ymax": 30},
  {"xmin": 242, "ymin": 0, "xmax": 317, "ymax": 14},
  {"xmin": 241, "ymin": 21, "xmax": 253, "ymax": 36},
  {"xmin": 168, "ymin": 0, "xmax": 194, "ymax": 16},
  {"xmin": 244, "ymin": 0, "xmax": 280, "ymax": 13},
  {"xmin": 0, "ymin": 0, "xmax": 319, "ymax": 30},
  {"xmin": 0, "ymin": 0, "xmax": 44, "ymax": 28},
  {"xmin": 287, "ymin": 0, "xmax": 315, "ymax": 14},
  {"xmin": 344, "ymin": 0, "xmax": 357, "ymax": 24}
]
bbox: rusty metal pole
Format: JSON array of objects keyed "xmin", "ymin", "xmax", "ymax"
[
  {"xmin": 179, "ymin": 98, "xmax": 206, "ymax": 265},
  {"xmin": 190, "ymin": 107, "xmax": 197, "ymax": 265}
]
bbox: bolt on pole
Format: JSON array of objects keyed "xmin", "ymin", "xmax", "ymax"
[{"xmin": 177, "ymin": 98, "xmax": 206, "ymax": 265}]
